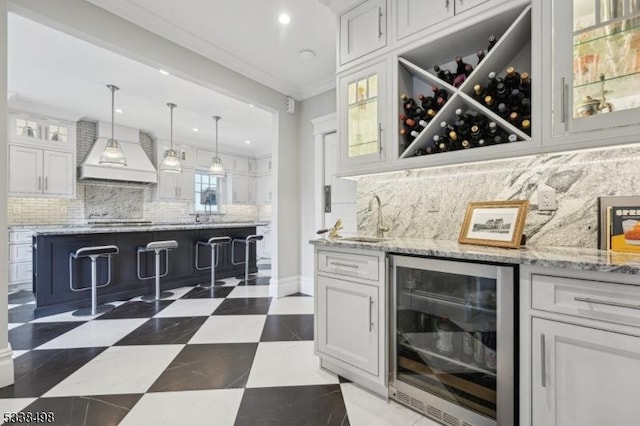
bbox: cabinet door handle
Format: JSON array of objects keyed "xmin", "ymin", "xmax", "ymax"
[
  {"xmin": 44, "ymin": 177, "xmax": 48, "ymax": 191},
  {"xmin": 574, "ymin": 296, "xmax": 640, "ymax": 310},
  {"xmin": 330, "ymin": 261, "xmax": 359, "ymax": 269},
  {"xmin": 446, "ymin": 0, "xmax": 450, "ymax": 11},
  {"xmin": 540, "ymin": 333, "xmax": 546, "ymax": 387},
  {"xmin": 369, "ymin": 296, "xmax": 374, "ymax": 331},
  {"xmin": 378, "ymin": 7, "xmax": 383, "ymax": 38},
  {"xmin": 38, "ymin": 176, "xmax": 42, "ymax": 190},
  {"xmin": 561, "ymin": 77, "xmax": 568, "ymax": 127},
  {"xmin": 378, "ymin": 123, "xmax": 383, "ymax": 154}
]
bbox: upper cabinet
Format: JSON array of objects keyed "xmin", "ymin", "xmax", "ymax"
[
  {"xmin": 546, "ymin": 0, "xmax": 640, "ymax": 146},
  {"xmin": 10, "ymin": 112, "xmax": 76, "ymax": 151},
  {"xmin": 340, "ymin": 0, "xmax": 388, "ymax": 65}
]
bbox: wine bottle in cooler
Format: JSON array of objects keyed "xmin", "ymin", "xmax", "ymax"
[{"xmin": 435, "ymin": 315, "xmax": 455, "ymax": 355}]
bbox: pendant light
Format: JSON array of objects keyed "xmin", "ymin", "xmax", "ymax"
[
  {"xmin": 209, "ymin": 115, "xmax": 226, "ymax": 177},
  {"xmin": 160, "ymin": 102, "xmax": 182, "ymax": 173},
  {"xmin": 99, "ymin": 84, "xmax": 127, "ymax": 166}
]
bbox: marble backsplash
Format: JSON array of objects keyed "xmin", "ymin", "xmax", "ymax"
[
  {"xmin": 85, "ymin": 186, "xmax": 144, "ymax": 219},
  {"xmin": 357, "ymin": 144, "xmax": 640, "ymax": 249}
]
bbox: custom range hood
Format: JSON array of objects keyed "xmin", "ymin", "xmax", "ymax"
[{"xmin": 79, "ymin": 121, "xmax": 158, "ymax": 184}]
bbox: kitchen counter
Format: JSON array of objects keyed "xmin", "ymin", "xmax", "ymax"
[
  {"xmin": 11, "ymin": 221, "xmax": 269, "ymax": 235},
  {"xmin": 311, "ymin": 237, "xmax": 640, "ymax": 275}
]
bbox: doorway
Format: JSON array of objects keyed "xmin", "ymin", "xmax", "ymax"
[{"xmin": 322, "ymin": 132, "xmax": 357, "ymax": 236}]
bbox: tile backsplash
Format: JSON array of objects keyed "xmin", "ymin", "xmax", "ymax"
[{"xmin": 357, "ymin": 143, "xmax": 640, "ymax": 249}]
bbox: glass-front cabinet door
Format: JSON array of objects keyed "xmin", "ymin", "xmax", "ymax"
[
  {"xmin": 553, "ymin": 0, "xmax": 640, "ymax": 136},
  {"xmin": 338, "ymin": 61, "xmax": 387, "ymax": 173}
]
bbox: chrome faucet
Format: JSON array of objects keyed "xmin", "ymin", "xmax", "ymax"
[{"xmin": 368, "ymin": 195, "xmax": 389, "ymax": 238}]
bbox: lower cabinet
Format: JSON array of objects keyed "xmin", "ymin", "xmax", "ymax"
[{"xmin": 314, "ymin": 246, "xmax": 387, "ymax": 396}]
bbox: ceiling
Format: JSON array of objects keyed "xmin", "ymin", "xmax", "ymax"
[
  {"xmin": 7, "ymin": 1, "xmax": 343, "ymax": 157},
  {"xmin": 85, "ymin": 0, "xmax": 338, "ymax": 100}
]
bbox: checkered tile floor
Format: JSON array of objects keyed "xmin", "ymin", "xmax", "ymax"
[{"xmin": 2, "ymin": 265, "xmax": 439, "ymax": 426}]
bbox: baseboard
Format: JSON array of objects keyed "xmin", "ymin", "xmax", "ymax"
[
  {"xmin": 300, "ymin": 276, "xmax": 314, "ymax": 296},
  {"xmin": 269, "ymin": 276, "xmax": 300, "ymax": 298},
  {"xmin": 0, "ymin": 346, "xmax": 15, "ymax": 388}
]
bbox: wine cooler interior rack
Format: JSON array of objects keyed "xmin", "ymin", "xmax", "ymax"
[{"xmin": 397, "ymin": 5, "xmax": 532, "ymax": 159}]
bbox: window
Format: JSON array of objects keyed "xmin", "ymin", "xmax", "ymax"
[{"xmin": 194, "ymin": 171, "xmax": 219, "ymax": 212}]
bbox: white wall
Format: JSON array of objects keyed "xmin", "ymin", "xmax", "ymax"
[
  {"xmin": 297, "ymin": 90, "xmax": 337, "ymax": 290},
  {"xmin": 6, "ymin": 0, "xmax": 300, "ymax": 291},
  {"xmin": 0, "ymin": 0, "xmax": 14, "ymax": 387}
]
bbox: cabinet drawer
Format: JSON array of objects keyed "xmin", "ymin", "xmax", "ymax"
[
  {"xmin": 531, "ymin": 273, "xmax": 640, "ymax": 328},
  {"xmin": 9, "ymin": 244, "xmax": 32, "ymax": 262},
  {"xmin": 9, "ymin": 230, "xmax": 32, "ymax": 244},
  {"xmin": 317, "ymin": 250, "xmax": 380, "ymax": 281},
  {"xmin": 9, "ymin": 262, "xmax": 33, "ymax": 283}
]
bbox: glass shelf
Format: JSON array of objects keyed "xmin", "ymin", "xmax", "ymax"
[{"xmin": 574, "ymin": 16, "xmax": 640, "ymax": 45}]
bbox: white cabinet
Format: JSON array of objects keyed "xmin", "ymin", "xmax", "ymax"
[
  {"xmin": 8, "ymin": 230, "xmax": 32, "ymax": 289},
  {"xmin": 157, "ymin": 169, "xmax": 195, "ymax": 202},
  {"xmin": 521, "ymin": 266, "xmax": 640, "ymax": 426},
  {"xmin": 454, "ymin": 0, "xmax": 489, "ymax": 14},
  {"xmin": 314, "ymin": 246, "xmax": 387, "ymax": 396},
  {"xmin": 231, "ymin": 173, "xmax": 249, "ymax": 204},
  {"xmin": 257, "ymin": 157, "xmax": 272, "ymax": 174},
  {"xmin": 396, "ymin": 0, "xmax": 453, "ymax": 40},
  {"xmin": 248, "ymin": 159, "xmax": 257, "ymax": 174},
  {"xmin": 248, "ymin": 176, "xmax": 257, "ymax": 204},
  {"xmin": 256, "ymin": 225, "xmax": 272, "ymax": 260},
  {"xmin": 340, "ymin": 0, "xmax": 387, "ymax": 65},
  {"xmin": 9, "ymin": 112, "xmax": 76, "ymax": 151},
  {"xmin": 8, "ymin": 145, "xmax": 74, "ymax": 197},
  {"xmin": 257, "ymin": 173, "xmax": 272, "ymax": 204},
  {"xmin": 232, "ymin": 156, "xmax": 249, "ymax": 174},
  {"xmin": 545, "ymin": 0, "xmax": 640, "ymax": 148},
  {"xmin": 532, "ymin": 318, "xmax": 640, "ymax": 426},
  {"xmin": 338, "ymin": 60, "xmax": 388, "ymax": 174}
]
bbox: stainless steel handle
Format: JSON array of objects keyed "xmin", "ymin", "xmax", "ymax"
[
  {"xmin": 540, "ymin": 333, "xmax": 546, "ymax": 387},
  {"xmin": 38, "ymin": 176, "xmax": 42, "ymax": 190},
  {"xmin": 330, "ymin": 261, "xmax": 359, "ymax": 269},
  {"xmin": 561, "ymin": 77, "xmax": 568, "ymax": 125},
  {"xmin": 369, "ymin": 296, "xmax": 374, "ymax": 331},
  {"xmin": 446, "ymin": 0, "xmax": 450, "ymax": 10},
  {"xmin": 379, "ymin": 123, "xmax": 383, "ymax": 153},
  {"xmin": 574, "ymin": 296, "xmax": 640, "ymax": 310},
  {"xmin": 377, "ymin": 7, "xmax": 383, "ymax": 39},
  {"xmin": 44, "ymin": 177, "xmax": 48, "ymax": 191}
]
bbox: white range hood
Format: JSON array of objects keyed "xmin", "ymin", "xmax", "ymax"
[{"xmin": 79, "ymin": 121, "xmax": 158, "ymax": 184}]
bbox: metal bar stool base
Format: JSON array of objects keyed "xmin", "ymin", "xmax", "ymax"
[
  {"xmin": 197, "ymin": 280, "xmax": 227, "ymax": 288},
  {"xmin": 72, "ymin": 303, "xmax": 115, "ymax": 317},
  {"xmin": 141, "ymin": 291, "xmax": 174, "ymax": 301}
]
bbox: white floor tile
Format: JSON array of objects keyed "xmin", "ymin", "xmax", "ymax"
[
  {"xmin": 268, "ymin": 296, "xmax": 314, "ymax": 315},
  {"xmin": 8, "ymin": 323, "xmax": 23, "ymax": 330},
  {"xmin": 189, "ymin": 315, "xmax": 266, "ymax": 344},
  {"xmin": 120, "ymin": 389, "xmax": 243, "ymax": 426},
  {"xmin": 227, "ymin": 285, "xmax": 271, "ymax": 298},
  {"xmin": 36, "ymin": 319, "xmax": 148, "ymax": 349},
  {"xmin": 0, "ymin": 398, "xmax": 38, "ymax": 416},
  {"xmin": 11, "ymin": 350, "xmax": 29, "ymax": 359},
  {"xmin": 153, "ymin": 299, "xmax": 223, "ymax": 318},
  {"xmin": 44, "ymin": 345, "xmax": 184, "ymax": 397},
  {"xmin": 246, "ymin": 341, "xmax": 338, "ymax": 388},
  {"xmin": 341, "ymin": 383, "xmax": 440, "ymax": 426}
]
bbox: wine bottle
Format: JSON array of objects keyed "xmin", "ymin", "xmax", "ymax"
[
  {"xmin": 399, "ymin": 128, "xmax": 415, "ymax": 147},
  {"xmin": 520, "ymin": 72, "xmax": 531, "ymax": 98},
  {"xmin": 472, "ymin": 84, "xmax": 486, "ymax": 103},
  {"xmin": 476, "ymin": 49, "xmax": 486, "ymax": 64},
  {"xmin": 503, "ymin": 66, "xmax": 521, "ymax": 91},
  {"xmin": 484, "ymin": 95, "xmax": 495, "ymax": 109},
  {"xmin": 487, "ymin": 121, "xmax": 501, "ymax": 144},
  {"xmin": 461, "ymin": 139, "xmax": 472, "ymax": 149},
  {"xmin": 508, "ymin": 112, "xmax": 521, "ymax": 128},
  {"xmin": 432, "ymin": 85, "xmax": 449, "ymax": 101},
  {"xmin": 436, "ymin": 315, "xmax": 455, "ymax": 355},
  {"xmin": 487, "ymin": 34, "xmax": 498, "ymax": 52},
  {"xmin": 521, "ymin": 118, "xmax": 531, "ymax": 136},
  {"xmin": 464, "ymin": 63, "xmax": 474, "ymax": 77},
  {"xmin": 400, "ymin": 93, "xmax": 417, "ymax": 115},
  {"xmin": 419, "ymin": 93, "xmax": 436, "ymax": 110},
  {"xmin": 507, "ymin": 134, "xmax": 518, "ymax": 143},
  {"xmin": 426, "ymin": 108, "xmax": 437, "ymax": 121},
  {"xmin": 520, "ymin": 97, "xmax": 532, "ymax": 116},
  {"xmin": 487, "ymin": 71, "xmax": 503, "ymax": 94},
  {"xmin": 434, "ymin": 65, "xmax": 453, "ymax": 85},
  {"xmin": 509, "ymin": 89, "xmax": 525, "ymax": 113},
  {"xmin": 435, "ymin": 96, "xmax": 447, "ymax": 110},
  {"xmin": 497, "ymin": 102, "xmax": 509, "ymax": 118},
  {"xmin": 495, "ymin": 83, "xmax": 509, "ymax": 105},
  {"xmin": 455, "ymin": 56, "xmax": 468, "ymax": 77}
]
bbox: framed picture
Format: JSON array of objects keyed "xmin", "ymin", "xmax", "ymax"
[
  {"xmin": 598, "ymin": 196, "xmax": 640, "ymax": 253},
  {"xmin": 458, "ymin": 200, "xmax": 529, "ymax": 249}
]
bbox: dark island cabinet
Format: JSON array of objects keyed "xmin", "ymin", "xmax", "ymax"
[{"xmin": 33, "ymin": 226, "xmax": 258, "ymax": 314}]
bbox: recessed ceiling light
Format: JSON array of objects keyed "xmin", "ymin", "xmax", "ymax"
[
  {"xmin": 278, "ymin": 13, "xmax": 291, "ymax": 25},
  {"xmin": 299, "ymin": 49, "xmax": 316, "ymax": 60},
  {"xmin": 115, "ymin": 109, "xmax": 123, "ymax": 114},
  {"xmin": 245, "ymin": 140, "xmax": 251, "ymax": 144},
  {"xmin": 159, "ymin": 69, "xmax": 170, "ymax": 75},
  {"xmin": 192, "ymin": 128, "xmax": 199, "ymax": 132}
]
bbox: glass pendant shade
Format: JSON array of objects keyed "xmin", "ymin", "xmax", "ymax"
[
  {"xmin": 160, "ymin": 102, "xmax": 182, "ymax": 173},
  {"xmin": 209, "ymin": 115, "xmax": 226, "ymax": 177},
  {"xmin": 99, "ymin": 84, "xmax": 127, "ymax": 166}
]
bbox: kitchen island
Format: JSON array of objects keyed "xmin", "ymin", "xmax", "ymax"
[{"xmin": 31, "ymin": 223, "xmax": 266, "ymax": 314}]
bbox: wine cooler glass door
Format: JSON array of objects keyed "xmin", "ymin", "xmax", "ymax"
[{"xmin": 390, "ymin": 256, "xmax": 514, "ymax": 426}]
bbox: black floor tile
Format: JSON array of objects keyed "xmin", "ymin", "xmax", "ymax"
[
  {"xmin": 180, "ymin": 286, "xmax": 235, "ymax": 299},
  {"xmin": 97, "ymin": 300, "xmax": 173, "ymax": 319},
  {"xmin": 238, "ymin": 276, "xmax": 271, "ymax": 286},
  {"xmin": 115, "ymin": 317, "xmax": 207, "ymax": 345},
  {"xmin": 0, "ymin": 347, "xmax": 106, "ymax": 398},
  {"xmin": 148, "ymin": 343, "xmax": 258, "ymax": 392},
  {"xmin": 19, "ymin": 394, "xmax": 143, "ymax": 425},
  {"xmin": 260, "ymin": 314, "xmax": 314, "ymax": 342},
  {"xmin": 8, "ymin": 304, "xmax": 37, "ymax": 323},
  {"xmin": 8, "ymin": 290, "xmax": 35, "ymax": 305},
  {"xmin": 235, "ymin": 384, "xmax": 349, "ymax": 426},
  {"xmin": 286, "ymin": 292, "xmax": 312, "ymax": 297},
  {"xmin": 212, "ymin": 297, "xmax": 272, "ymax": 315},
  {"xmin": 9, "ymin": 322, "xmax": 84, "ymax": 350}
]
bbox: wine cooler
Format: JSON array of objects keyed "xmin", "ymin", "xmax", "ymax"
[{"xmin": 389, "ymin": 256, "xmax": 516, "ymax": 426}]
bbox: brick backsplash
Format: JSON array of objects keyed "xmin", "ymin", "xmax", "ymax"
[{"xmin": 8, "ymin": 120, "xmax": 263, "ymax": 226}]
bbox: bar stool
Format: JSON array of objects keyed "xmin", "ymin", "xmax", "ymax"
[
  {"xmin": 195, "ymin": 236, "xmax": 232, "ymax": 287},
  {"xmin": 69, "ymin": 245, "xmax": 119, "ymax": 316},
  {"xmin": 231, "ymin": 234, "xmax": 268, "ymax": 284},
  {"xmin": 137, "ymin": 240, "xmax": 178, "ymax": 301}
]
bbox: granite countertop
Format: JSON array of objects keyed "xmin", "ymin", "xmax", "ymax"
[
  {"xmin": 13, "ymin": 222, "xmax": 270, "ymax": 236},
  {"xmin": 311, "ymin": 237, "xmax": 640, "ymax": 275}
]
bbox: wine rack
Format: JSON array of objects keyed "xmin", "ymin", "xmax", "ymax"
[{"xmin": 397, "ymin": 5, "xmax": 532, "ymax": 160}]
